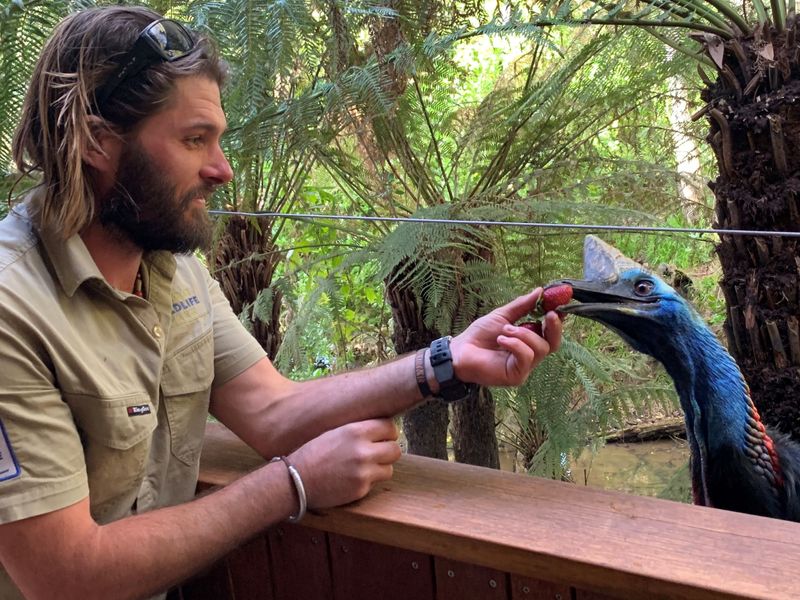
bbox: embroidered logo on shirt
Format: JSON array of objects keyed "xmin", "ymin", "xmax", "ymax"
[
  {"xmin": 171, "ymin": 285, "xmax": 206, "ymax": 326},
  {"xmin": 0, "ymin": 420, "xmax": 20, "ymax": 481},
  {"xmin": 172, "ymin": 295, "xmax": 201, "ymax": 314},
  {"xmin": 127, "ymin": 405, "xmax": 152, "ymax": 417}
]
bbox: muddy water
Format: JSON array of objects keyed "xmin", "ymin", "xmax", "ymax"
[
  {"xmin": 570, "ymin": 439, "xmax": 690, "ymax": 498},
  {"xmin": 499, "ymin": 438, "xmax": 691, "ymax": 500}
]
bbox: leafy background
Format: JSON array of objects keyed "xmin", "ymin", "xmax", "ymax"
[{"xmin": 1, "ymin": 0, "xmax": 727, "ymax": 500}]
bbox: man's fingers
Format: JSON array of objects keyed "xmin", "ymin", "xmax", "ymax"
[
  {"xmin": 543, "ymin": 312, "xmax": 563, "ymax": 353},
  {"xmin": 495, "ymin": 334, "xmax": 541, "ymax": 384},
  {"xmin": 357, "ymin": 418, "xmax": 398, "ymax": 442},
  {"xmin": 493, "ymin": 288, "xmax": 542, "ymax": 323},
  {"xmin": 368, "ymin": 463, "xmax": 395, "ymax": 484},
  {"xmin": 501, "ymin": 323, "xmax": 551, "ymax": 357},
  {"xmin": 372, "ymin": 440, "xmax": 402, "ymax": 466}
]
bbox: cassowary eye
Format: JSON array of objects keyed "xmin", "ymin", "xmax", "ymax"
[{"xmin": 634, "ymin": 279, "xmax": 654, "ymax": 296}]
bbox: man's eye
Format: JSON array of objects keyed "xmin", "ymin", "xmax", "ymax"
[
  {"xmin": 634, "ymin": 280, "xmax": 654, "ymax": 296},
  {"xmin": 186, "ymin": 137, "xmax": 202, "ymax": 145}
]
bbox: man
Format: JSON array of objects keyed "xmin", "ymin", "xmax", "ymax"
[{"xmin": 0, "ymin": 6, "xmax": 563, "ymax": 600}]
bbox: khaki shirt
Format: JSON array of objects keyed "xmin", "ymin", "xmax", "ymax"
[{"xmin": 0, "ymin": 199, "xmax": 266, "ymax": 597}]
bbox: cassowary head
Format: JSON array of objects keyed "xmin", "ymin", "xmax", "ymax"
[
  {"xmin": 555, "ymin": 235, "xmax": 800, "ymax": 520},
  {"xmin": 557, "ymin": 236, "xmax": 708, "ymax": 375}
]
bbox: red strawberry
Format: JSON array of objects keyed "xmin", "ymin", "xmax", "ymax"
[
  {"xmin": 518, "ymin": 321, "xmax": 543, "ymax": 336},
  {"xmin": 541, "ymin": 283, "xmax": 573, "ymax": 313}
]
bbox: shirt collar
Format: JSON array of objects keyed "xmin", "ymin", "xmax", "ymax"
[{"xmin": 26, "ymin": 190, "xmax": 177, "ymax": 298}]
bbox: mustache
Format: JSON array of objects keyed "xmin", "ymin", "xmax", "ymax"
[{"xmin": 180, "ymin": 186, "xmax": 217, "ymax": 207}]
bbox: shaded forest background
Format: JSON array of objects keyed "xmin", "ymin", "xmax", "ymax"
[{"xmin": 5, "ymin": 0, "xmax": 795, "ymax": 500}]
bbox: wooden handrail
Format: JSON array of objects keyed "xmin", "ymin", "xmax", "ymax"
[{"xmin": 199, "ymin": 422, "xmax": 800, "ymax": 600}]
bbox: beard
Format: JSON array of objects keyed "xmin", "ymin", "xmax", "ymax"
[{"xmin": 98, "ymin": 142, "xmax": 214, "ymax": 254}]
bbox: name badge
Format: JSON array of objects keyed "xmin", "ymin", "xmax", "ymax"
[{"xmin": 0, "ymin": 420, "xmax": 20, "ymax": 482}]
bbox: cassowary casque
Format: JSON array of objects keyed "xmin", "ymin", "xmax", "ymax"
[{"xmin": 557, "ymin": 235, "xmax": 800, "ymax": 521}]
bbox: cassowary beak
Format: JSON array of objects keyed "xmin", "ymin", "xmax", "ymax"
[{"xmin": 552, "ymin": 235, "xmax": 657, "ymax": 319}]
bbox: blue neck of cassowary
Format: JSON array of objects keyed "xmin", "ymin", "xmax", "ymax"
[
  {"xmin": 664, "ymin": 325, "xmax": 749, "ymax": 451},
  {"xmin": 646, "ymin": 304, "xmax": 749, "ymax": 455}
]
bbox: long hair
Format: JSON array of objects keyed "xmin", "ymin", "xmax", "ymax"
[{"xmin": 11, "ymin": 6, "xmax": 228, "ymax": 239}]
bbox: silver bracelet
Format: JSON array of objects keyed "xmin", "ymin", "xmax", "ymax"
[{"xmin": 270, "ymin": 456, "xmax": 307, "ymax": 522}]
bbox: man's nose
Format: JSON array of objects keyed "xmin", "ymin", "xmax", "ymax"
[{"xmin": 201, "ymin": 144, "xmax": 234, "ymax": 185}]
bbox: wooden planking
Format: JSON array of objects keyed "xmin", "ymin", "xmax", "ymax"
[
  {"xmin": 435, "ymin": 557, "xmax": 509, "ymax": 600},
  {"xmin": 328, "ymin": 533, "xmax": 435, "ymax": 600},
  {"xmin": 510, "ymin": 575, "xmax": 572, "ymax": 600},
  {"xmin": 574, "ymin": 591, "xmax": 624, "ymax": 600},
  {"xmin": 267, "ymin": 524, "xmax": 332, "ymax": 599},
  {"xmin": 226, "ymin": 536, "xmax": 274, "ymax": 600},
  {"xmin": 200, "ymin": 422, "xmax": 800, "ymax": 600},
  {"xmin": 196, "ymin": 428, "xmax": 263, "ymax": 486},
  {"xmin": 178, "ymin": 560, "xmax": 234, "ymax": 600}
]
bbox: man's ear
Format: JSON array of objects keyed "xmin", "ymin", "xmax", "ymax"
[{"xmin": 82, "ymin": 116, "xmax": 122, "ymax": 173}]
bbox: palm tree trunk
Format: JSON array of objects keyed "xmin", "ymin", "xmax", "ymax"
[
  {"xmin": 386, "ymin": 248, "xmax": 501, "ymax": 467},
  {"xmin": 452, "ymin": 387, "xmax": 500, "ymax": 468},
  {"xmin": 705, "ymin": 22, "xmax": 800, "ymax": 438},
  {"xmin": 212, "ymin": 215, "xmax": 283, "ymax": 359},
  {"xmin": 386, "ymin": 274, "xmax": 448, "ymax": 459}
]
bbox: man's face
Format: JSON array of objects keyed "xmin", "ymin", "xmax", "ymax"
[
  {"xmin": 99, "ymin": 140, "xmax": 214, "ymax": 253},
  {"xmin": 98, "ymin": 76, "xmax": 232, "ymax": 253}
]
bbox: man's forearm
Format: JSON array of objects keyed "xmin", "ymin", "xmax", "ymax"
[
  {"xmin": 6, "ymin": 462, "xmax": 297, "ymax": 600},
  {"xmin": 253, "ymin": 352, "xmax": 424, "ymax": 457}
]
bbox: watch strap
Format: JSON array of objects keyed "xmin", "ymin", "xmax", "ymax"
[
  {"xmin": 429, "ymin": 336, "xmax": 475, "ymax": 402},
  {"xmin": 414, "ymin": 348, "xmax": 433, "ymax": 398}
]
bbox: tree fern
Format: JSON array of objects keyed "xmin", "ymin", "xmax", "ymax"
[
  {"xmin": 0, "ymin": 0, "xmax": 98, "ymax": 202},
  {"xmin": 497, "ymin": 337, "xmax": 680, "ymax": 477}
]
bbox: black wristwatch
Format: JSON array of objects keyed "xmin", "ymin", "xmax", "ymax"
[{"xmin": 429, "ymin": 336, "xmax": 476, "ymax": 402}]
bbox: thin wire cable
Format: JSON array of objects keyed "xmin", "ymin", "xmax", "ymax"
[{"xmin": 208, "ymin": 210, "xmax": 800, "ymax": 239}]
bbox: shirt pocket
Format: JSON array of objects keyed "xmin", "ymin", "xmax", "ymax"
[
  {"xmin": 68, "ymin": 393, "xmax": 157, "ymax": 450},
  {"xmin": 160, "ymin": 329, "xmax": 214, "ymax": 466},
  {"xmin": 66, "ymin": 393, "xmax": 157, "ymax": 518}
]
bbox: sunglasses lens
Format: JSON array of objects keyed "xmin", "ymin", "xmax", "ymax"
[
  {"xmin": 95, "ymin": 19, "xmax": 195, "ymax": 113},
  {"xmin": 144, "ymin": 20, "xmax": 193, "ymax": 59}
]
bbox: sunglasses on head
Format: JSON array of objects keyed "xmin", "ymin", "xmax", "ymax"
[{"xmin": 95, "ymin": 18, "xmax": 195, "ymax": 113}]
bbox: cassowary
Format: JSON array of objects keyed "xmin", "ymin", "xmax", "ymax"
[{"xmin": 557, "ymin": 235, "xmax": 800, "ymax": 521}]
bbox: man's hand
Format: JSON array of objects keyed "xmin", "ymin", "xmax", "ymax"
[
  {"xmin": 450, "ymin": 288, "xmax": 563, "ymax": 387},
  {"xmin": 288, "ymin": 418, "xmax": 401, "ymax": 509}
]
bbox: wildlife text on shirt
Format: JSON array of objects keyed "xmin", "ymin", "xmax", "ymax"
[{"xmin": 171, "ymin": 286, "xmax": 204, "ymax": 325}]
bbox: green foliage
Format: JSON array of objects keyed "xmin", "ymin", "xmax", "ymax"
[
  {"xmin": 497, "ymin": 337, "xmax": 680, "ymax": 478},
  {"xmin": 0, "ymin": 0, "xmax": 92, "ymax": 202},
  {"xmin": 270, "ymin": 191, "xmax": 390, "ymax": 376},
  {"xmin": 535, "ymin": 0, "xmax": 789, "ymax": 51},
  {"xmin": 189, "ymin": 0, "xmax": 330, "ymax": 219},
  {"xmin": 308, "ymin": 21, "xmax": 702, "ymax": 336},
  {"xmin": 0, "ymin": 0, "xmax": 721, "ymax": 495},
  {"xmin": 275, "ymin": 251, "xmax": 390, "ymax": 377},
  {"xmin": 371, "ymin": 205, "xmax": 502, "ymax": 333}
]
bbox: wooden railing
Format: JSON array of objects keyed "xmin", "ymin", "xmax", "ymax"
[{"xmin": 172, "ymin": 423, "xmax": 800, "ymax": 600}]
